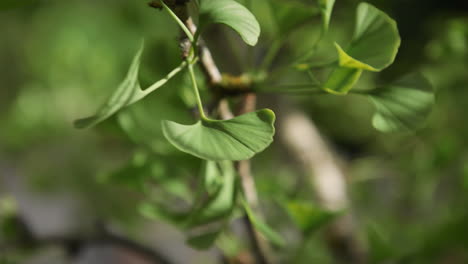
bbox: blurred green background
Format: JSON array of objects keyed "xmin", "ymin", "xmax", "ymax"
[{"xmin": 1, "ymin": 0, "xmax": 468, "ymax": 263}]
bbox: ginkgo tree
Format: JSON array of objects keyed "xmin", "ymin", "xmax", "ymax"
[{"xmin": 74, "ymin": 0, "xmax": 434, "ymax": 259}]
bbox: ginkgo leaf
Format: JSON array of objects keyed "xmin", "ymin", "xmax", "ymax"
[
  {"xmin": 318, "ymin": 0, "xmax": 336, "ymax": 33},
  {"xmin": 74, "ymin": 43, "xmax": 187, "ymax": 129},
  {"xmin": 335, "ymin": 2, "xmax": 400, "ymax": 72},
  {"xmin": 368, "ymin": 73, "xmax": 435, "ymax": 132},
  {"xmin": 162, "ymin": 109, "xmax": 276, "ymax": 161},
  {"xmin": 199, "ymin": 0, "xmax": 261, "ymax": 46},
  {"xmin": 323, "ymin": 2, "xmax": 400, "ymax": 94}
]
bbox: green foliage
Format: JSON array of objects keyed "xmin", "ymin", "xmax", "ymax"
[
  {"xmin": 369, "ymin": 73, "xmax": 435, "ymax": 132},
  {"xmin": 71, "ymin": 0, "xmax": 435, "ymax": 255},
  {"xmin": 323, "ymin": 2, "xmax": 401, "ymax": 94},
  {"xmin": 1, "ymin": 0, "xmax": 451, "ymax": 262},
  {"xmin": 198, "ymin": 0, "xmax": 261, "ymax": 46},
  {"xmin": 75, "ymin": 44, "xmax": 188, "ymax": 128},
  {"xmin": 188, "ymin": 161, "xmax": 237, "ymax": 227},
  {"xmin": 162, "ymin": 109, "xmax": 275, "ymax": 161},
  {"xmin": 337, "ymin": 2, "xmax": 400, "ymax": 72},
  {"xmin": 140, "ymin": 160, "xmax": 238, "ymax": 249},
  {"xmin": 74, "ymin": 43, "xmax": 146, "ymax": 128}
]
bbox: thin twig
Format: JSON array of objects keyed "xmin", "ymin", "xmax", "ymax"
[
  {"xmin": 238, "ymin": 159, "xmax": 275, "ymax": 264},
  {"xmin": 234, "ymin": 93, "xmax": 276, "ymax": 264}
]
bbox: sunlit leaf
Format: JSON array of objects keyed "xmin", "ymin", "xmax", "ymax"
[
  {"xmin": 318, "ymin": 0, "xmax": 336, "ymax": 33},
  {"xmin": 335, "ymin": 2, "xmax": 400, "ymax": 72},
  {"xmin": 323, "ymin": 66, "xmax": 363, "ymax": 95},
  {"xmin": 199, "ymin": 0, "xmax": 261, "ymax": 46},
  {"xmin": 286, "ymin": 201, "xmax": 339, "ymax": 235},
  {"xmin": 323, "ymin": 2, "xmax": 400, "ymax": 94},
  {"xmin": 75, "ymin": 44, "xmax": 187, "ymax": 128},
  {"xmin": 242, "ymin": 199, "xmax": 285, "ymax": 247},
  {"xmin": 162, "ymin": 109, "xmax": 275, "ymax": 161},
  {"xmin": 369, "ymin": 73, "xmax": 435, "ymax": 132}
]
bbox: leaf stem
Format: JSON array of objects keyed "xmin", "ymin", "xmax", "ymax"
[
  {"xmin": 161, "ymin": 1, "xmax": 194, "ymax": 42},
  {"xmin": 188, "ymin": 61, "xmax": 207, "ymax": 119},
  {"xmin": 141, "ymin": 60, "xmax": 189, "ymax": 97},
  {"xmin": 254, "ymin": 83, "xmax": 325, "ymax": 94}
]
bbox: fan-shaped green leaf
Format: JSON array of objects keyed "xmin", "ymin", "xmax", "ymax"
[
  {"xmin": 199, "ymin": 0, "xmax": 261, "ymax": 46},
  {"xmin": 74, "ymin": 44, "xmax": 187, "ymax": 129},
  {"xmin": 322, "ymin": 3, "xmax": 400, "ymax": 94},
  {"xmin": 162, "ymin": 109, "xmax": 276, "ymax": 161},
  {"xmin": 335, "ymin": 3, "xmax": 400, "ymax": 72},
  {"xmin": 369, "ymin": 73, "xmax": 435, "ymax": 132}
]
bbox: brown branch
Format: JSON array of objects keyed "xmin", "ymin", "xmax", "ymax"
[
  {"xmin": 178, "ymin": 8, "xmax": 275, "ymax": 264},
  {"xmin": 236, "ymin": 93, "xmax": 276, "ymax": 264},
  {"xmin": 185, "ymin": 18, "xmax": 222, "ymax": 84}
]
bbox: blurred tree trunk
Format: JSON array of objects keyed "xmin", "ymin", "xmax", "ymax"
[{"xmin": 278, "ymin": 100, "xmax": 367, "ymax": 264}]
